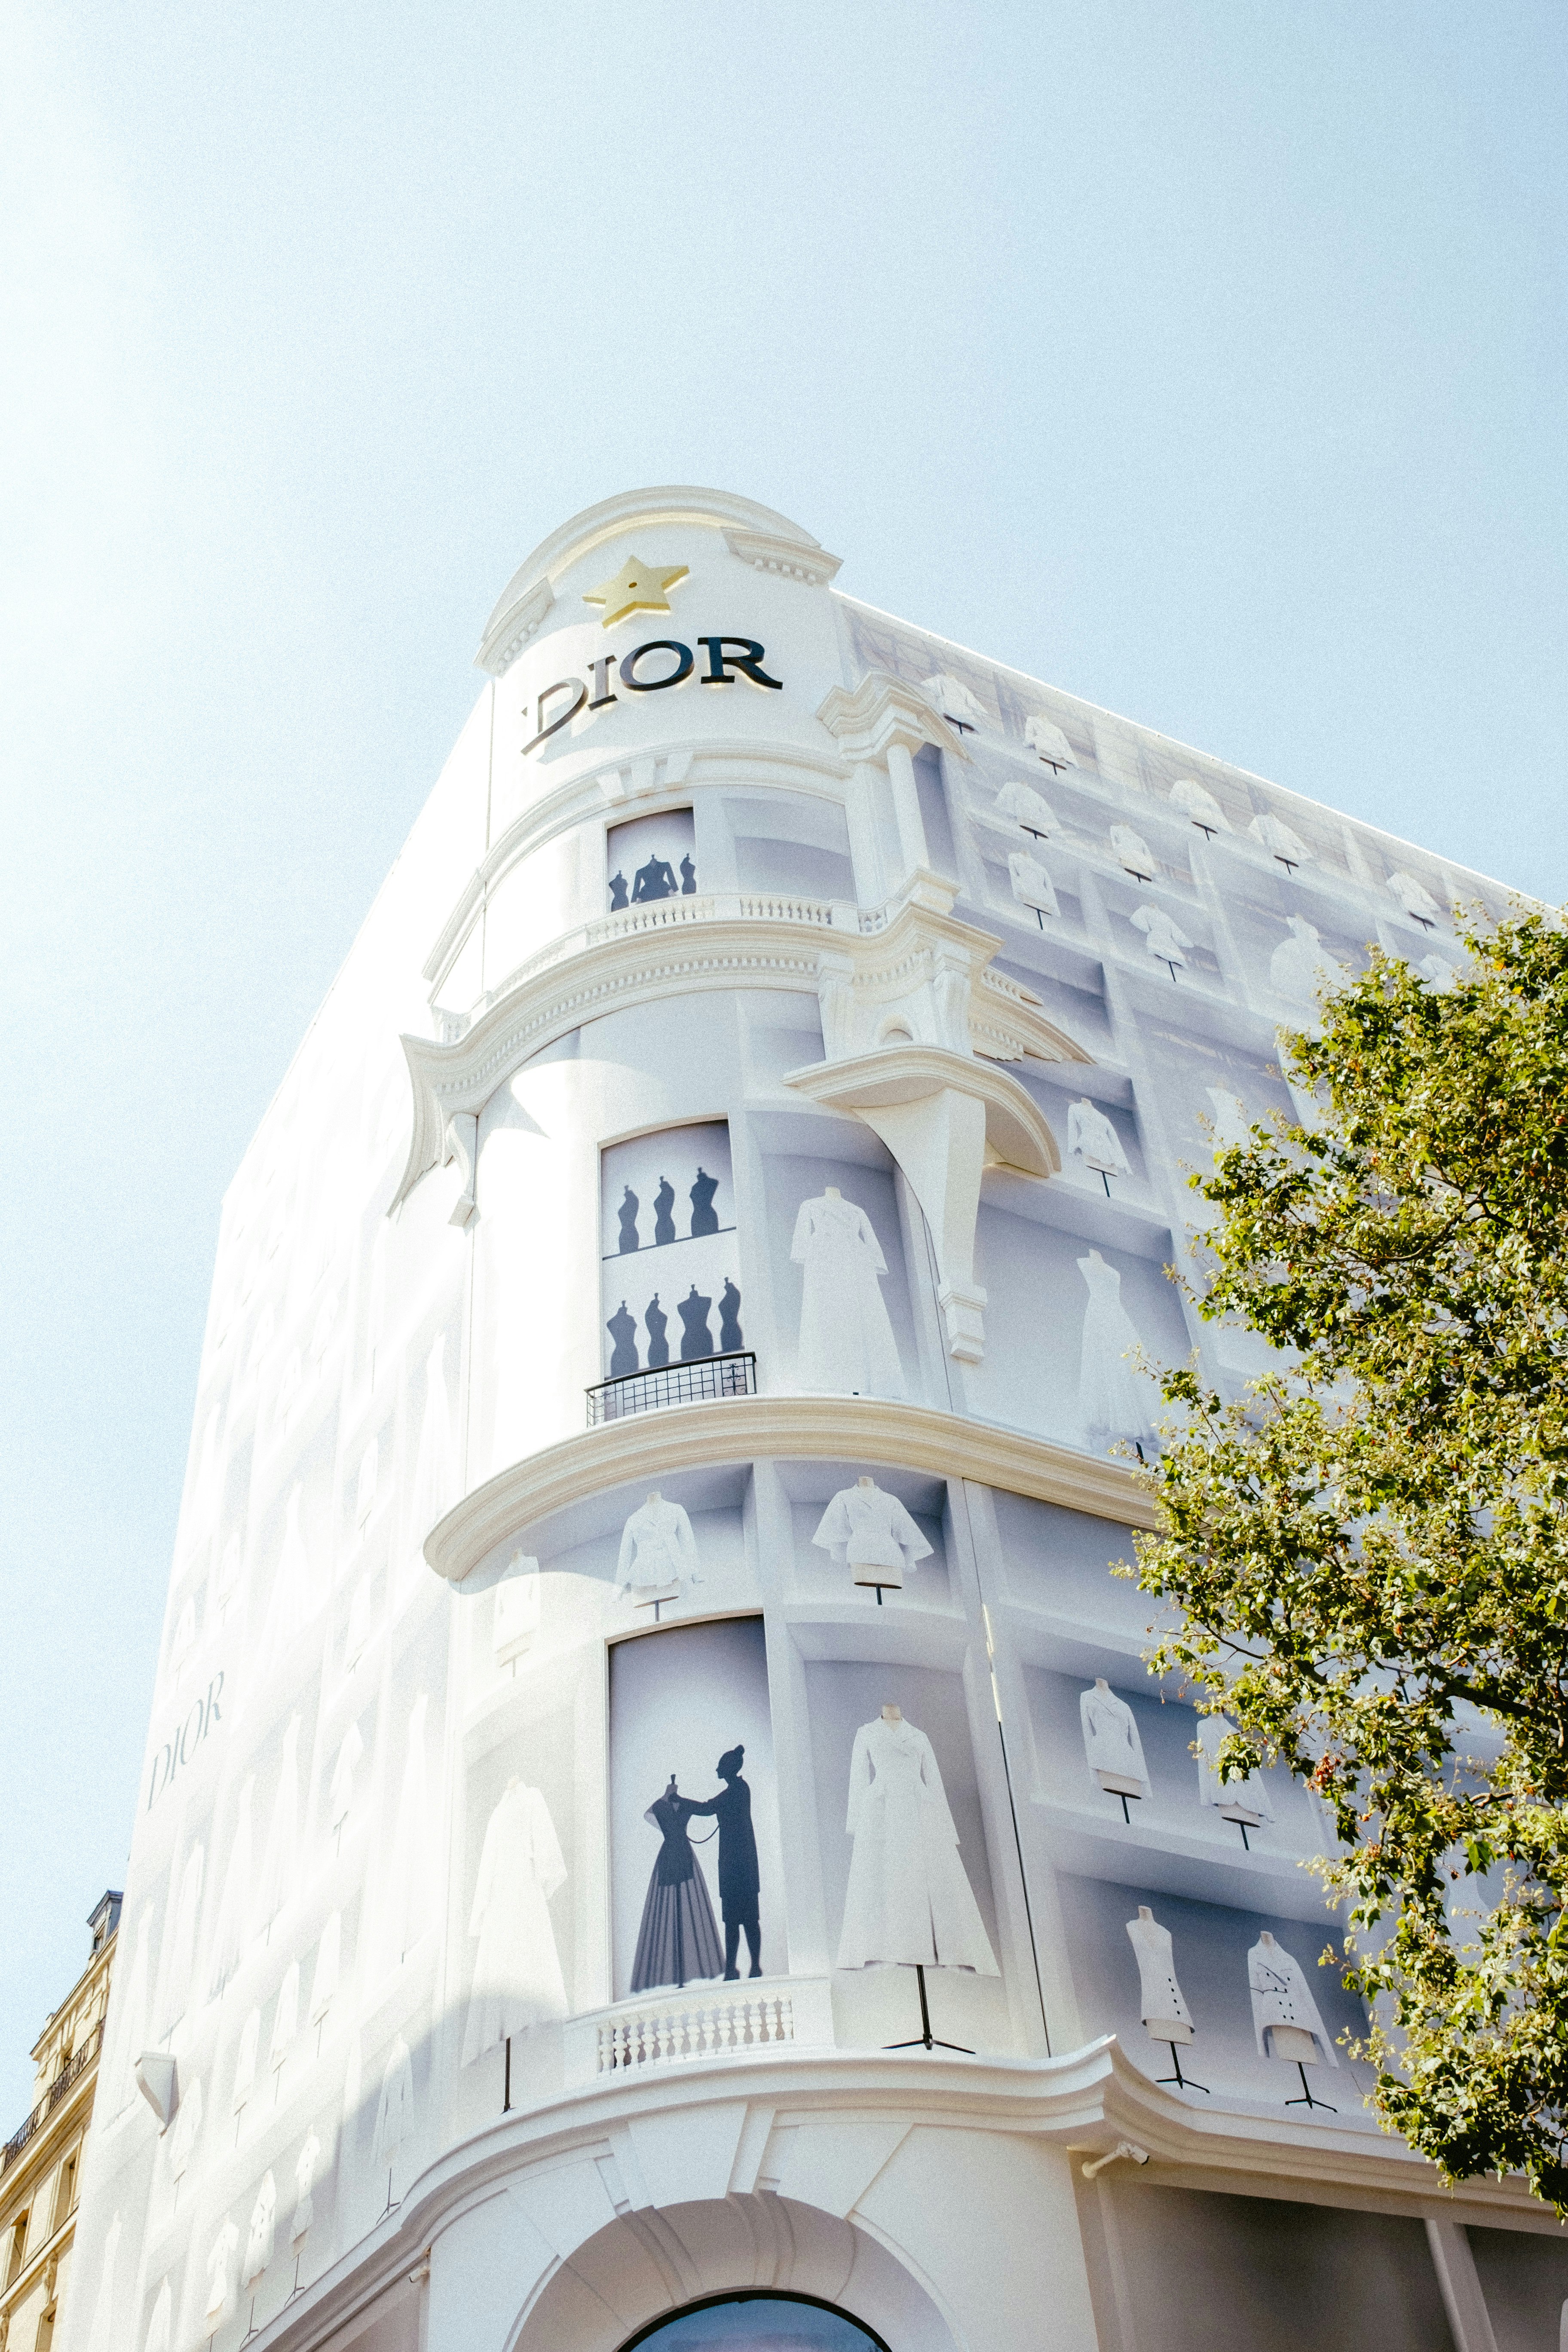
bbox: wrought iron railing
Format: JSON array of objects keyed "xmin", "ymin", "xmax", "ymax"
[
  {"xmin": 586, "ymin": 1351, "xmax": 756, "ymax": 1427},
  {"xmin": 2, "ymin": 2022, "xmax": 102, "ymax": 2172}
]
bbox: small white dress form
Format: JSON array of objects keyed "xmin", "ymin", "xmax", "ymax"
[
  {"xmin": 461, "ymin": 1781, "xmax": 569, "ymax": 2063},
  {"xmin": 309, "ymin": 1912, "xmax": 343, "ymax": 2029},
  {"xmin": 1025, "ymin": 714, "xmax": 1077, "ymax": 768},
  {"xmin": 373, "ymin": 2036, "xmax": 416, "ymax": 2175},
  {"xmin": 409, "ymin": 1334, "xmax": 457, "ymax": 1542},
  {"xmin": 1080, "ymin": 1680, "xmax": 1152, "ymax": 1798},
  {"xmin": 254, "ymin": 1713, "xmax": 302, "ymax": 1935},
  {"xmin": 292, "ymin": 2129, "xmax": 322, "ymax": 2245},
  {"xmin": 1196, "ymin": 1715, "xmax": 1274, "ymax": 1825},
  {"xmin": 159, "ymin": 1842, "xmax": 205, "ymax": 2036},
  {"xmin": 617, "ymin": 1497, "xmax": 699, "ymax": 1601},
  {"xmin": 1170, "ymin": 778, "xmax": 1228, "ymax": 833},
  {"xmin": 493, "ymin": 1556, "xmax": 541, "ymax": 1662},
  {"xmin": 922, "ymin": 671, "xmax": 984, "ymax": 729},
  {"xmin": 1389, "ymin": 869, "xmax": 1442, "ymax": 927},
  {"xmin": 233, "ymin": 2008, "xmax": 261, "ymax": 2115},
  {"xmin": 1271, "ymin": 915, "xmax": 1343, "ymax": 1008},
  {"xmin": 243, "ymin": 2169, "xmax": 277, "ymax": 2286},
  {"xmin": 1109, "ymin": 824, "xmax": 1156, "ymax": 879},
  {"xmin": 837, "ymin": 1716, "xmax": 998, "ymax": 1974},
  {"xmin": 812, "ymin": 1481, "xmax": 932, "ymax": 1589},
  {"xmin": 1248, "ymin": 1933, "xmax": 1338, "ymax": 2067},
  {"xmin": 1067, "ymin": 1098, "xmax": 1131, "ymax": 1179},
  {"xmin": 1076, "ymin": 1252, "xmax": 1161, "ymax": 1444},
  {"xmin": 1131, "ymin": 904, "xmax": 1191, "ymax": 971},
  {"xmin": 995, "ymin": 779, "xmax": 1058, "ymax": 836},
  {"xmin": 269, "ymin": 1961, "xmax": 300, "ymax": 2075},
  {"xmin": 1125, "ymin": 1908, "xmax": 1194, "ymax": 2041},
  {"xmin": 329, "ymin": 1723, "xmax": 364, "ymax": 1839},
  {"xmin": 385, "ymin": 1693, "xmax": 432, "ymax": 1964},
  {"xmin": 1008, "ymin": 848, "xmax": 1060, "ymax": 918},
  {"xmin": 1249, "ymin": 812, "xmax": 1308, "ymax": 867},
  {"xmin": 204, "ymin": 2218, "xmax": 240, "ymax": 2326},
  {"xmin": 791, "ymin": 1191, "xmax": 906, "ymax": 1399}
]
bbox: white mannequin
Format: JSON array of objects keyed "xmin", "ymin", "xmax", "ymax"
[
  {"xmin": 1024, "ymin": 714, "xmax": 1076, "ymax": 769},
  {"xmin": 460, "ymin": 1772, "xmax": 568, "ymax": 2064},
  {"xmin": 1080, "ymin": 1678, "xmax": 1151, "ymax": 1799},
  {"xmin": 790, "ymin": 1185, "xmax": 906, "ymax": 1400},
  {"xmin": 1271, "ymin": 914, "xmax": 1344, "ymax": 1008},
  {"xmin": 1125, "ymin": 1906, "xmax": 1194, "ymax": 2043},
  {"xmin": 1249, "ymin": 812, "xmax": 1307, "ymax": 869},
  {"xmin": 1008, "ymin": 846, "xmax": 1059, "ymax": 922},
  {"xmin": 1130, "ymin": 903, "xmax": 1191, "ymax": 976},
  {"xmin": 1109, "ymin": 824, "xmax": 1155, "ymax": 880},
  {"xmin": 1066, "ymin": 1098, "xmax": 1131, "ymax": 1182},
  {"xmin": 837, "ymin": 1706, "xmax": 997, "ymax": 1973},
  {"xmin": 617, "ymin": 1491, "xmax": 699, "ymax": 1609},
  {"xmin": 1195, "ymin": 1714, "xmax": 1274, "ymax": 1828},
  {"xmin": 995, "ymin": 778, "xmax": 1057, "ymax": 836},
  {"xmin": 1170, "ymin": 777, "xmax": 1228, "ymax": 835},
  {"xmin": 813, "ymin": 1476, "xmax": 932, "ymax": 1595},
  {"xmin": 1248, "ymin": 1930, "xmax": 1338, "ymax": 2069}
]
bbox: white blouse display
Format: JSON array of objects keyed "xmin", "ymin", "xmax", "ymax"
[
  {"xmin": 1130, "ymin": 905, "xmax": 1191, "ymax": 969},
  {"xmin": 1247, "ymin": 1933, "xmax": 1338, "ymax": 2066},
  {"xmin": 1124, "ymin": 1908, "xmax": 1194, "ymax": 2039},
  {"xmin": 922, "ymin": 671, "xmax": 984, "ymax": 729},
  {"xmin": 836, "ymin": 1715, "xmax": 997, "ymax": 1974},
  {"xmin": 204, "ymin": 2218, "xmax": 239, "ymax": 2324},
  {"xmin": 1066, "ymin": 1098, "xmax": 1131, "ymax": 1177},
  {"xmin": 1249, "ymin": 812, "xmax": 1308, "ymax": 866},
  {"xmin": 1079, "ymin": 1680, "xmax": 1151, "ymax": 1796},
  {"xmin": 791, "ymin": 1190, "xmax": 906, "ymax": 1399},
  {"xmin": 1008, "ymin": 848, "xmax": 1060, "ymax": 916},
  {"xmin": 1169, "ymin": 778, "xmax": 1228, "ymax": 833},
  {"xmin": 292, "ymin": 2129, "xmax": 322, "ymax": 2245},
  {"xmin": 617, "ymin": 1495, "xmax": 699, "ymax": 1598},
  {"xmin": 1024, "ymin": 714, "xmax": 1076, "ymax": 767},
  {"xmin": 995, "ymin": 779, "xmax": 1058, "ymax": 835},
  {"xmin": 1195, "ymin": 1715, "xmax": 1274, "ymax": 1824},
  {"xmin": 461, "ymin": 1781, "xmax": 569, "ymax": 2063},
  {"xmin": 1109, "ymin": 824, "xmax": 1155, "ymax": 877},
  {"xmin": 812, "ymin": 1480, "xmax": 933, "ymax": 1588},
  {"xmin": 1076, "ymin": 1252, "xmax": 1161, "ymax": 1445}
]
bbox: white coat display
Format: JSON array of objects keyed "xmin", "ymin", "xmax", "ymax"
[
  {"xmin": 308, "ymin": 1912, "xmax": 342, "ymax": 2029},
  {"xmin": 836, "ymin": 1715, "xmax": 998, "ymax": 1974},
  {"xmin": 292, "ymin": 2129, "xmax": 322, "ymax": 2245},
  {"xmin": 1170, "ymin": 778, "xmax": 1228, "ymax": 833},
  {"xmin": 232, "ymin": 2008, "xmax": 260, "ymax": 2113},
  {"xmin": 409, "ymin": 1334, "xmax": 456, "ymax": 1543},
  {"xmin": 384, "ymin": 1693, "xmax": 432, "ymax": 1963},
  {"xmin": 372, "ymin": 2036, "xmax": 416, "ymax": 2171},
  {"xmin": 812, "ymin": 1480, "xmax": 932, "ymax": 1589},
  {"xmin": 460, "ymin": 1781, "xmax": 569, "ymax": 2064},
  {"xmin": 494, "ymin": 1554, "xmax": 541, "ymax": 1662},
  {"xmin": 922, "ymin": 671, "xmax": 984, "ymax": 729},
  {"xmin": 1130, "ymin": 904, "xmax": 1191, "ymax": 970},
  {"xmin": 1076, "ymin": 1253, "xmax": 1161, "ymax": 1444},
  {"xmin": 159, "ymin": 1842, "xmax": 204, "ymax": 2036},
  {"xmin": 208, "ymin": 1774, "xmax": 256, "ymax": 1995},
  {"xmin": 243, "ymin": 2169, "xmax": 277, "ymax": 2285},
  {"xmin": 1124, "ymin": 1908, "xmax": 1194, "ymax": 2040},
  {"xmin": 169, "ymin": 2073, "xmax": 203, "ymax": 2181},
  {"xmin": 1067, "ymin": 1098, "xmax": 1131, "ymax": 1177},
  {"xmin": 1024, "ymin": 714, "xmax": 1076, "ymax": 768},
  {"xmin": 204, "ymin": 2218, "xmax": 239, "ymax": 2325},
  {"xmin": 1080, "ymin": 1680, "xmax": 1151, "ymax": 1797},
  {"xmin": 1270, "ymin": 915, "xmax": 1344, "ymax": 1008},
  {"xmin": 1008, "ymin": 847, "xmax": 1060, "ymax": 917},
  {"xmin": 791, "ymin": 1190, "xmax": 906, "ymax": 1400},
  {"xmin": 1195, "ymin": 1715, "xmax": 1274, "ymax": 1824},
  {"xmin": 1248, "ymin": 1932, "xmax": 1338, "ymax": 2066},
  {"xmin": 84, "ymin": 2209, "xmax": 122, "ymax": 2352},
  {"xmin": 1109, "ymin": 824, "xmax": 1156, "ymax": 878},
  {"xmin": 254, "ymin": 1713, "xmax": 302, "ymax": 1934},
  {"xmin": 269, "ymin": 1961, "xmax": 300, "ymax": 2073},
  {"xmin": 1249, "ymin": 812, "xmax": 1308, "ymax": 867},
  {"xmin": 1389, "ymin": 869, "xmax": 1442, "ymax": 927},
  {"xmin": 328, "ymin": 1723, "xmax": 364, "ymax": 1837},
  {"xmin": 616, "ymin": 1494, "xmax": 699, "ymax": 1599},
  {"xmin": 995, "ymin": 779, "xmax": 1057, "ymax": 836}
]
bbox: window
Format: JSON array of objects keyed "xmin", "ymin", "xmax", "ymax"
[
  {"xmin": 621, "ymin": 2294, "xmax": 889, "ymax": 2352},
  {"xmin": 36, "ymin": 2304, "xmax": 56, "ymax": 2352},
  {"xmin": 597, "ymin": 1124, "xmax": 748, "ymax": 1413},
  {"xmin": 52, "ymin": 2154, "xmax": 77, "ymax": 2231},
  {"xmin": 6, "ymin": 2213, "xmax": 27, "ymax": 2285},
  {"xmin": 607, "ymin": 810, "xmax": 697, "ymax": 913}
]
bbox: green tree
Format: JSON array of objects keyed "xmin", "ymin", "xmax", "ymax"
[{"xmin": 1135, "ymin": 906, "xmax": 1568, "ymax": 2209}]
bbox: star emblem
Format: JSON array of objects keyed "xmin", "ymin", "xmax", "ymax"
[{"xmin": 581, "ymin": 556, "xmax": 689, "ymax": 629}]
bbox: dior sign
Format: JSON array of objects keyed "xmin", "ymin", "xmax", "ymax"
[
  {"xmin": 146, "ymin": 1672, "xmax": 225, "ymax": 1809},
  {"xmin": 523, "ymin": 636, "xmax": 782, "ymax": 756}
]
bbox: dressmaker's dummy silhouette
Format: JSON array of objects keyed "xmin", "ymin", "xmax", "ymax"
[
  {"xmin": 687, "ymin": 1747, "xmax": 762, "ymax": 1980},
  {"xmin": 632, "ymin": 852, "xmax": 678, "ymax": 902},
  {"xmin": 653, "ymin": 1178, "xmax": 676, "ymax": 1246},
  {"xmin": 678, "ymin": 1286, "xmax": 714, "ymax": 1360},
  {"xmin": 689, "ymin": 1167, "xmax": 720, "ymax": 1235},
  {"xmin": 680, "ymin": 853, "xmax": 697, "ymax": 894},
  {"xmin": 617, "ymin": 1187, "xmax": 640, "ymax": 1253},
  {"xmin": 608, "ymin": 870, "xmax": 629, "ymax": 911},
  {"xmin": 644, "ymin": 1294, "xmax": 669, "ymax": 1369},
  {"xmin": 606, "ymin": 1303, "xmax": 638, "ymax": 1378},
  {"xmin": 719, "ymin": 1279, "xmax": 744, "ymax": 1352}
]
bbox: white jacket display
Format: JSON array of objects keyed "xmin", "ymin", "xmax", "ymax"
[
  {"xmin": 292, "ymin": 2129, "xmax": 322, "ymax": 2245},
  {"xmin": 1124, "ymin": 1909, "xmax": 1193, "ymax": 2032},
  {"xmin": 1008, "ymin": 848, "xmax": 1060, "ymax": 917},
  {"xmin": 995, "ymin": 779, "xmax": 1057, "ymax": 835},
  {"xmin": 1109, "ymin": 824, "xmax": 1155, "ymax": 877},
  {"xmin": 790, "ymin": 1192, "xmax": 906, "ymax": 1400},
  {"xmin": 1067, "ymin": 1098, "xmax": 1131, "ymax": 1177},
  {"xmin": 836, "ymin": 1716, "xmax": 998, "ymax": 1974},
  {"xmin": 616, "ymin": 1497, "xmax": 699, "ymax": 1596},
  {"xmin": 461, "ymin": 1781, "xmax": 569, "ymax": 2064},
  {"xmin": 1131, "ymin": 904, "xmax": 1192, "ymax": 967},
  {"xmin": 1247, "ymin": 1935, "xmax": 1338, "ymax": 2065},
  {"xmin": 1079, "ymin": 1680, "xmax": 1151, "ymax": 1795},
  {"xmin": 1249, "ymin": 812, "xmax": 1307, "ymax": 866},
  {"xmin": 812, "ymin": 1482, "xmax": 932, "ymax": 1586},
  {"xmin": 1170, "ymin": 778, "xmax": 1228, "ymax": 832},
  {"xmin": 1195, "ymin": 1715, "xmax": 1274, "ymax": 1822},
  {"xmin": 204, "ymin": 2217, "xmax": 239, "ymax": 2324},
  {"xmin": 1389, "ymin": 869, "xmax": 1442, "ymax": 926}
]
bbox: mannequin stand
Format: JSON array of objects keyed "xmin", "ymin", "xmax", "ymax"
[
  {"xmin": 1105, "ymin": 1789, "xmax": 1142, "ymax": 1825},
  {"xmin": 1155, "ymin": 2041, "xmax": 1209, "ymax": 2093},
  {"xmin": 502, "ymin": 2035, "xmax": 512, "ymax": 2114},
  {"xmin": 884, "ymin": 1964, "xmax": 972, "ymax": 2055},
  {"xmin": 378, "ymin": 2167, "xmax": 397, "ymax": 2218},
  {"xmin": 1284, "ymin": 2061, "xmax": 1336, "ymax": 2113},
  {"xmin": 242, "ymin": 2296, "xmax": 258, "ymax": 2342},
  {"xmin": 1159, "ymin": 959, "xmax": 1179, "ymax": 983},
  {"xmin": 1230, "ymin": 1818, "xmax": 1253, "ymax": 1850},
  {"xmin": 289, "ymin": 2254, "xmax": 302, "ymax": 2300},
  {"xmin": 1097, "ymin": 1170, "xmax": 1112, "ymax": 1196}
]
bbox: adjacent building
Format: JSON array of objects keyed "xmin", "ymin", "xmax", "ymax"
[
  {"xmin": 64, "ymin": 489, "xmax": 1568, "ymax": 2352},
  {"xmin": 2, "ymin": 1893, "xmax": 120, "ymax": 2352}
]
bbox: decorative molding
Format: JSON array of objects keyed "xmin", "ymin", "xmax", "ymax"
[
  {"xmin": 475, "ymin": 577, "xmax": 555, "ymax": 679},
  {"xmin": 816, "ymin": 671, "xmax": 971, "ymax": 766},
  {"xmin": 444, "ymin": 1113, "xmax": 478, "ymax": 1228},
  {"xmin": 423, "ymin": 1395, "xmax": 1155, "ymax": 1583},
  {"xmin": 722, "ymin": 526, "xmax": 843, "ymax": 585},
  {"xmin": 785, "ymin": 1045, "xmax": 1060, "ymax": 1177}
]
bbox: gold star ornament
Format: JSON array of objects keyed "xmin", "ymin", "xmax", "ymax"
[{"xmin": 581, "ymin": 556, "xmax": 689, "ymax": 629}]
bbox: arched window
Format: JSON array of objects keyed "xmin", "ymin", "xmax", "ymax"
[{"xmin": 620, "ymin": 2291, "xmax": 891, "ymax": 2352}]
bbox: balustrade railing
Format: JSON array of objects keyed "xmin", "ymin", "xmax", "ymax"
[
  {"xmin": 2, "ymin": 2022, "xmax": 102, "ymax": 2172},
  {"xmin": 586, "ymin": 1350, "xmax": 756, "ymax": 1427}
]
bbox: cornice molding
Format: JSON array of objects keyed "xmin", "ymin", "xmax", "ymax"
[
  {"xmin": 817, "ymin": 671, "xmax": 971, "ymax": 766},
  {"xmin": 785, "ymin": 1045, "xmax": 1062, "ymax": 1179},
  {"xmin": 475, "ymin": 577, "xmax": 556, "ymax": 680},
  {"xmin": 722, "ymin": 525, "xmax": 843, "ymax": 585},
  {"xmin": 423, "ymin": 1395, "xmax": 1155, "ymax": 1583}
]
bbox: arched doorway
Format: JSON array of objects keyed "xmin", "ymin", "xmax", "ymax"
[{"xmin": 620, "ymin": 2293, "xmax": 891, "ymax": 2352}]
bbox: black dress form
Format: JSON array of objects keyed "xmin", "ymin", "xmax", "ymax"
[
  {"xmin": 677, "ymin": 1287, "xmax": 714, "ymax": 1361},
  {"xmin": 606, "ymin": 1304, "xmax": 639, "ymax": 1378},
  {"xmin": 686, "ymin": 1771, "xmax": 761, "ymax": 1978},
  {"xmin": 718, "ymin": 1279, "xmax": 744, "ymax": 1353},
  {"xmin": 680, "ymin": 854, "xmax": 697, "ymax": 894},
  {"xmin": 608, "ymin": 870, "xmax": 629, "ymax": 911},
  {"xmin": 653, "ymin": 1178, "xmax": 676, "ymax": 1246},
  {"xmin": 644, "ymin": 1295, "xmax": 669, "ymax": 1369},
  {"xmin": 632, "ymin": 856, "xmax": 677, "ymax": 903},
  {"xmin": 630, "ymin": 1791, "xmax": 724, "ymax": 1992},
  {"xmin": 689, "ymin": 1167, "xmax": 719, "ymax": 1236},
  {"xmin": 617, "ymin": 1188, "xmax": 640, "ymax": 1253}
]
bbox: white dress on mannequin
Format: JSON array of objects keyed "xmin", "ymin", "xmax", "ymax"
[
  {"xmin": 460, "ymin": 1781, "xmax": 569, "ymax": 2063},
  {"xmin": 1076, "ymin": 1253, "xmax": 1161, "ymax": 1443},
  {"xmin": 791, "ymin": 1191, "xmax": 906, "ymax": 1399},
  {"xmin": 616, "ymin": 1497, "xmax": 699, "ymax": 1598},
  {"xmin": 1008, "ymin": 848, "xmax": 1060, "ymax": 916},
  {"xmin": 159, "ymin": 1842, "xmax": 204, "ymax": 2035},
  {"xmin": 243, "ymin": 2170, "xmax": 277, "ymax": 2285},
  {"xmin": 1067, "ymin": 1099, "xmax": 1131, "ymax": 1177},
  {"xmin": 836, "ymin": 1715, "xmax": 998, "ymax": 1973},
  {"xmin": 254, "ymin": 1714, "xmax": 302, "ymax": 1934},
  {"xmin": 204, "ymin": 2219, "xmax": 239, "ymax": 2325},
  {"xmin": 1248, "ymin": 1933, "xmax": 1338, "ymax": 2065},
  {"xmin": 1271, "ymin": 915, "xmax": 1344, "ymax": 1008},
  {"xmin": 1080, "ymin": 1680, "xmax": 1152, "ymax": 1797},
  {"xmin": 995, "ymin": 779, "xmax": 1057, "ymax": 835},
  {"xmin": 812, "ymin": 1482, "xmax": 932, "ymax": 1588},
  {"xmin": 373, "ymin": 2037, "xmax": 415, "ymax": 2173},
  {"xmin": 1130, "ymin": 905, "xmax": 1191, "ymax": 969},
  {"xmin": 1196, "ymin": 1715, "xmax": 1274, "ymax": 1824},
  {"xmin": 309, "ymin": 1913, "xmax": 342, "ymax": 2028},
  {"xmin": 1170, "ymin": 778, "xmax": 1228, "ymax": 833},
  {"xmin": 409, "ymin": 1334, "xmax": 456, "ymax": 1542},
  {"xmin": 1125, "ymin": 1908, "xmax": 1194, "ymax": 2040},
  {"xmin": 292, "ymin": 2130, "xmax": 322, "ymax": 2245}
]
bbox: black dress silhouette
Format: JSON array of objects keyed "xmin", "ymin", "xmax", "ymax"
[
  {"xmin": 644, "ymin": 1294, "xmax": 669, "ymax": 1369},
  {"xmin": 630, "ymin": 1780, "xmax": 724, "ymax": 1992},
  {"xmin": 718, "ymin": 1279, "xmax": 744, "ymax": 1353},
  {"xmin": 606, "ymin": 1303, "xmax": 639, "ymax": 1378},
  {"xmin": 617, "ymin": 1187, "xmax": 640, "ymax": 1253},
  {"xmin": 686, "ymin": 1747, "xmax": 762, "ymax": 1979},
  {"xmin": 677, "ymin": 1286, "xmax": 714, "ymax": 1361},
  {"xmin": 680, "ymin": 853, "xmax": 697, "ymax": 895},
  {"xmin": 631, "ymin": 855, "xmax": 678, "ymax": 903},
  {"xmin": 653, "ymin": 1177, "xmax": 676, "ymax": 1246},
  {"xmin": 608, "ymin": 870, "xmax": 629, "ymax": 911},
  {"xmin": 689, "ymin": 1167, "xmax": 719, "ymax": 1236}
]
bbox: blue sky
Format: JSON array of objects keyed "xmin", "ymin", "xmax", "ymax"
[{"xmin": 1, "ymin": 0, "xmax": 1563, "ymax": 2111}]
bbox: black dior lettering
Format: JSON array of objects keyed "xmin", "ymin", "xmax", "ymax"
[
  {"xmin": 587, "ymin": 655, "xmax": 619, "ymax": 710},
  {"xmin": 207, "ymin": 1670, "xmax": 224, "ymax": 1724},
  {"xmin": 522, "ymin": 678, "xmax": 588, "ymax": 752},
  {"xmin": 697, "ymin": 636, "xmax": 783, "ymax": 690},
  {"xmin": 619, "ymin": 640, "xmax": 694, "ymax": 692},
  {"xmin": 147, "ymin": 1746, "xmax": 172, "ymax": 1810}
]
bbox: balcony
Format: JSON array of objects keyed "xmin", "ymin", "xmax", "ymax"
[
  {"xmin": 586, "ymin": 1350, "xmax": 757, "ymax": 1427},
  {"xmin": 2, "ymin": 2022, "xmax": 101, "ymax": 2173}
]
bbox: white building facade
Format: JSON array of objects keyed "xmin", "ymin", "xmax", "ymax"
[{"xmin": 66, "ymin": 489, "xmax": 1568, "ymax": 2352}]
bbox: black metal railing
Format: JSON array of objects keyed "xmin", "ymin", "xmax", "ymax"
[
  {"xmin": 2, "ymin": 2023, "xmax": 102, "ymax": 2172},
  {"xmin": 586, "ymin": 1351, "xmax": 756, "ymax": 1427}
]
